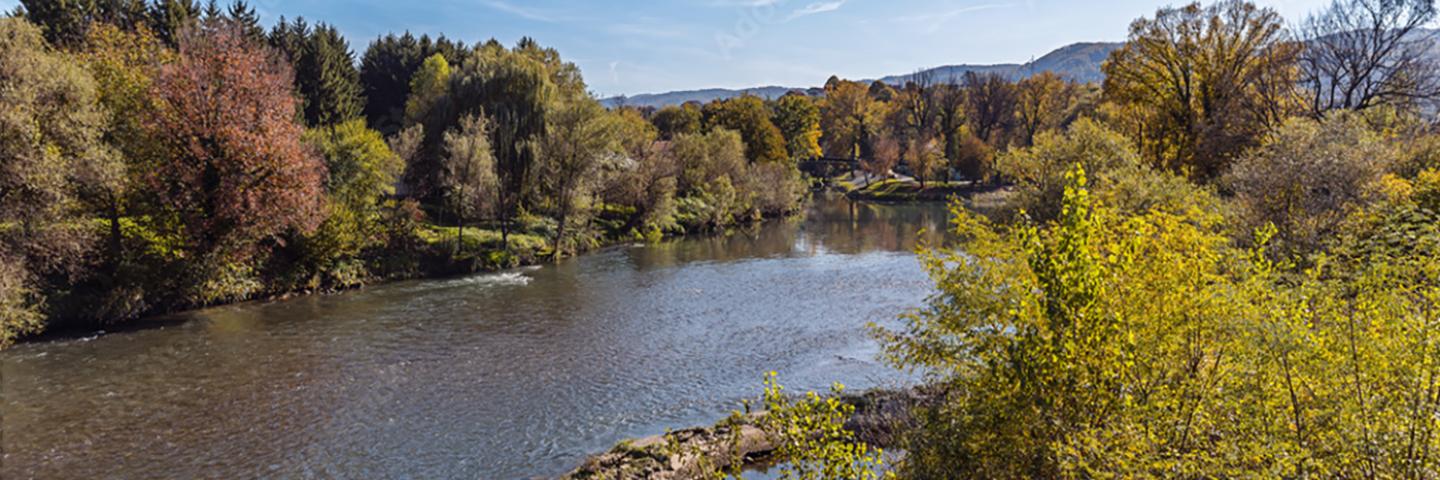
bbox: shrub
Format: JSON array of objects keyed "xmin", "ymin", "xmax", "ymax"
[
  {"xmin": 996, "ymin": 118, "xmax": 1216, "ymax": 222},
  {"xmin": 1226, "ymin": 113, "xmax": 1392, "ymax": 257}
]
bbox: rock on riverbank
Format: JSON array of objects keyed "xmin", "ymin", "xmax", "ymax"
[{"xmin": 562, "ymin": 387, "xmax": 935, "ymax": 479}]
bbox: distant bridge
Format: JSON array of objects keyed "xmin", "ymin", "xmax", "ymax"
[{"xmin": 797, "ymin": 157, "xmax": 859, "ymax": 177}]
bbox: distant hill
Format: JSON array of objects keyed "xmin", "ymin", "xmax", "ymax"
[
  {"xmin": 603, "ymin": 86, "xmax": 817, "ymax": 109},
  {"xmin": 602, "ymin": 42, "xmax": 1123, "ymax": 109}
]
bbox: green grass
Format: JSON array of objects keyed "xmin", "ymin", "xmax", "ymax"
[{"xmin": 850, "ymin": 179, "xmax": 974, "ymax": 202}]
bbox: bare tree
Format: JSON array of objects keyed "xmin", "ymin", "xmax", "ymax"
[
  {"xmin": 962, "ymin": 71, "xmax": 1018, "ymax": 146},
  {"xmin": 901, "ymin": 68, "xmax": 938, "ymax": 139},
  {"xmin": 1300, "ymin": 0, "xmax": 1440, "ymax": 114}
]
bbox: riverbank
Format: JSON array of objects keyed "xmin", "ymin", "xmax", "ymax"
[
  {"xmin": 20, "ymin": 204, "xmax": 800, "ymax": 345},
  {"xmin": 2, "ymin": 196, "xmax": 945, "ymax": 479},
  {"xmin": 563, "ymin": 387, "xmax": 936, "ymax": 479}
]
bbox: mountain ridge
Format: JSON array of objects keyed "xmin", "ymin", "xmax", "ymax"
[{"xmin": 603, "ymin": 41, "xmax": 1123, "ymax": 109}]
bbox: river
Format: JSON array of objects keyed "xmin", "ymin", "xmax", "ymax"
[{"xmin": 0, "ymin": 197, "xmax": 950, "ymax": 479}]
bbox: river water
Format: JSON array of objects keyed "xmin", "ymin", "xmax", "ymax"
[{"xmin": 0, "ymin": 197, "xmax": 950, "ymax": 479}]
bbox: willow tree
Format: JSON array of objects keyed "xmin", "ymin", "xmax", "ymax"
[
  {"xmin": 445, "ymin": 41, "xmax": 556, "ymax": 246},
  {"xmin": 1103, "ymin": 0, "xmax": 1301, "ymax": 180}
]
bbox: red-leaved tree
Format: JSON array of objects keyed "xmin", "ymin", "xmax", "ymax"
[{"xmin": 145, "ymin": 20, "xmax": 324, "ymax": 265}]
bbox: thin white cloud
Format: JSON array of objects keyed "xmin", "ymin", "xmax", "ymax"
[
  {"xmin": 608, "ymin": 22, "xmax": 688, "ymax": 39},
  {"xmin": 708, "ymin": 0, "xmax": 784, "ymax": 6},
  {"xmin": 892, "ymin": 3, "xmax": 1014, "ymax": 32},
  {"xmin": 786, "ymin": 0, "xmax": 845, "ymax": 21},
  {"xmin": 482, "ymin": 0, "xmax": 560, "ymax": 22}
]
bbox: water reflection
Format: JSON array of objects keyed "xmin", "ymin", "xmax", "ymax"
[{"xmin": 1, "ymin": 197, "xmax": 948, "ymax": 479}]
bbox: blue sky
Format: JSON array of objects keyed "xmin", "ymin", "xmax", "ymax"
[{"xmin": 3, "ymin": 0, "xmax": 1332, "ymax": 96}]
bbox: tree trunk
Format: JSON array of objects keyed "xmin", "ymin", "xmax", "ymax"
[
  {"xmin": 107, "ymin": 198, "xmax": 123, "ymax": 275},
  {"xmin": 454, "ymin": 184, "xmax": 465, "ymax": 258}
]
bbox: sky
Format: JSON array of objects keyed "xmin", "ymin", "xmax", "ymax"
[{"xmin": 1, "ymin": 0, "xmax": 1334, "ymax": 96}]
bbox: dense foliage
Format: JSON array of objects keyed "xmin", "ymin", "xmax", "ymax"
[
  {"xmin": 11, "ymin": 4, "xmax": 1440, "ymax": 479},
  {"xmin": 0, "ymin": 2, "xmax": 807, "ymax": 343}
]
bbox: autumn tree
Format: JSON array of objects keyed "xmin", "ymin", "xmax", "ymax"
[
  {"xmin": 895, "ymin": 69, "xmax": 940, "ymax": 143},
  {"xmin": 931, "ymin": 82, "xmax": 969, "ymax": 166},
  {"xmin": 950, "ymin": 125, "xmax": 995, "ymax": 183},
  {"xmin": 0, "ymin": 18, "xmax": 118, "ymax": 343},
  {"xmin": 651, "ymin": 103, "xmax": 702, "ymax": 140},
  {"xmin": 1014, "ymin": 71, "xmax": 1079, "ymax": 147},
  {"xmin": 906, "ymin": 136, "xmax": 945, "ymax": 188},
  {"xmin": 772, "ymin": 93, "xmax": 823, "ymax": 160},
  {"xmin": 702, "ymin": 95, "xmax": 788, "ymax": 164},
  {"xmin": 865, "ymin": 134, "xmax": 900, "ymax": 186},
  {"xmin": 79, "ymin": 23, "xmax": 172, "ymax": 266},
  {"xmin": 1103, "ymin": 0, "xmax": 1300, "ymax": 180},
  {"xmin": 821, "ymin": 79, "xmax": 881, "ymax": 162},
  {"xmin": 611, "ymin": 107, "xmax": 658, "ymax": 159},
  {"xmin": 1300, "ymin": 0, "xmax": 1440, "ymax": 114},
  {"xmin": 144, "ymin": 20, "xmax": 324, "ymax": 297},
  {"xmin": 439, "ymin": 114, "xmax": 499, "ymax": 255}
]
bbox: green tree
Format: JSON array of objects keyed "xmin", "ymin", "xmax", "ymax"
[
  {"xmin": 651, "ymin": 103, "xmax": 701, "ymax": 140},
  {"xmin": 18, "ymin": 0, "xmax": 149, "ymax": 48},
  {"xmin": 224, "ymin": 0, "xmax": 262, "ymax": 41},
  {"xmin": 442, "ymin": 41, "xmax": 556, "ymax": 245},
  {"xmin": 269, "ymin": 18, "xmax": 363, "ymax": 126},
  {"xmin": 439, "ymin": 114, "xmax": 499, "ymax": 256},
  {"xmin": 147, "ymin": 0, "xmax": 199, "ymax": 47},
  {"xmin": 996, "ymin": 118, "xmax": 1214, "ymax": 222},
  {"xmin": 535, "ymin": 99, "xmax": 622, "ymax": 258},
  {"xmin": 358, "ymin": 32, "xmax": 467, "ymax": 135},
  {"xmin": 403, "ymin": 53, "xmax": 451, "ymax": 127},
  {"xmin": 755, "ymin": 372, "xmax": 889, "ymax": 480},
  {"xmin": 78, "ymin": 22, "xmax": 172, "ymax": 306},
  {"xmin": 876, "ymin": 165, "xmax": 1240, "ymax": 477},
  {"xmin": 672, "ymin": 129, "xmax": 747, "ymax": 227},
  {"xmin": 297, "ymin": 119, "xmax": 404, "ymax": 285}
]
